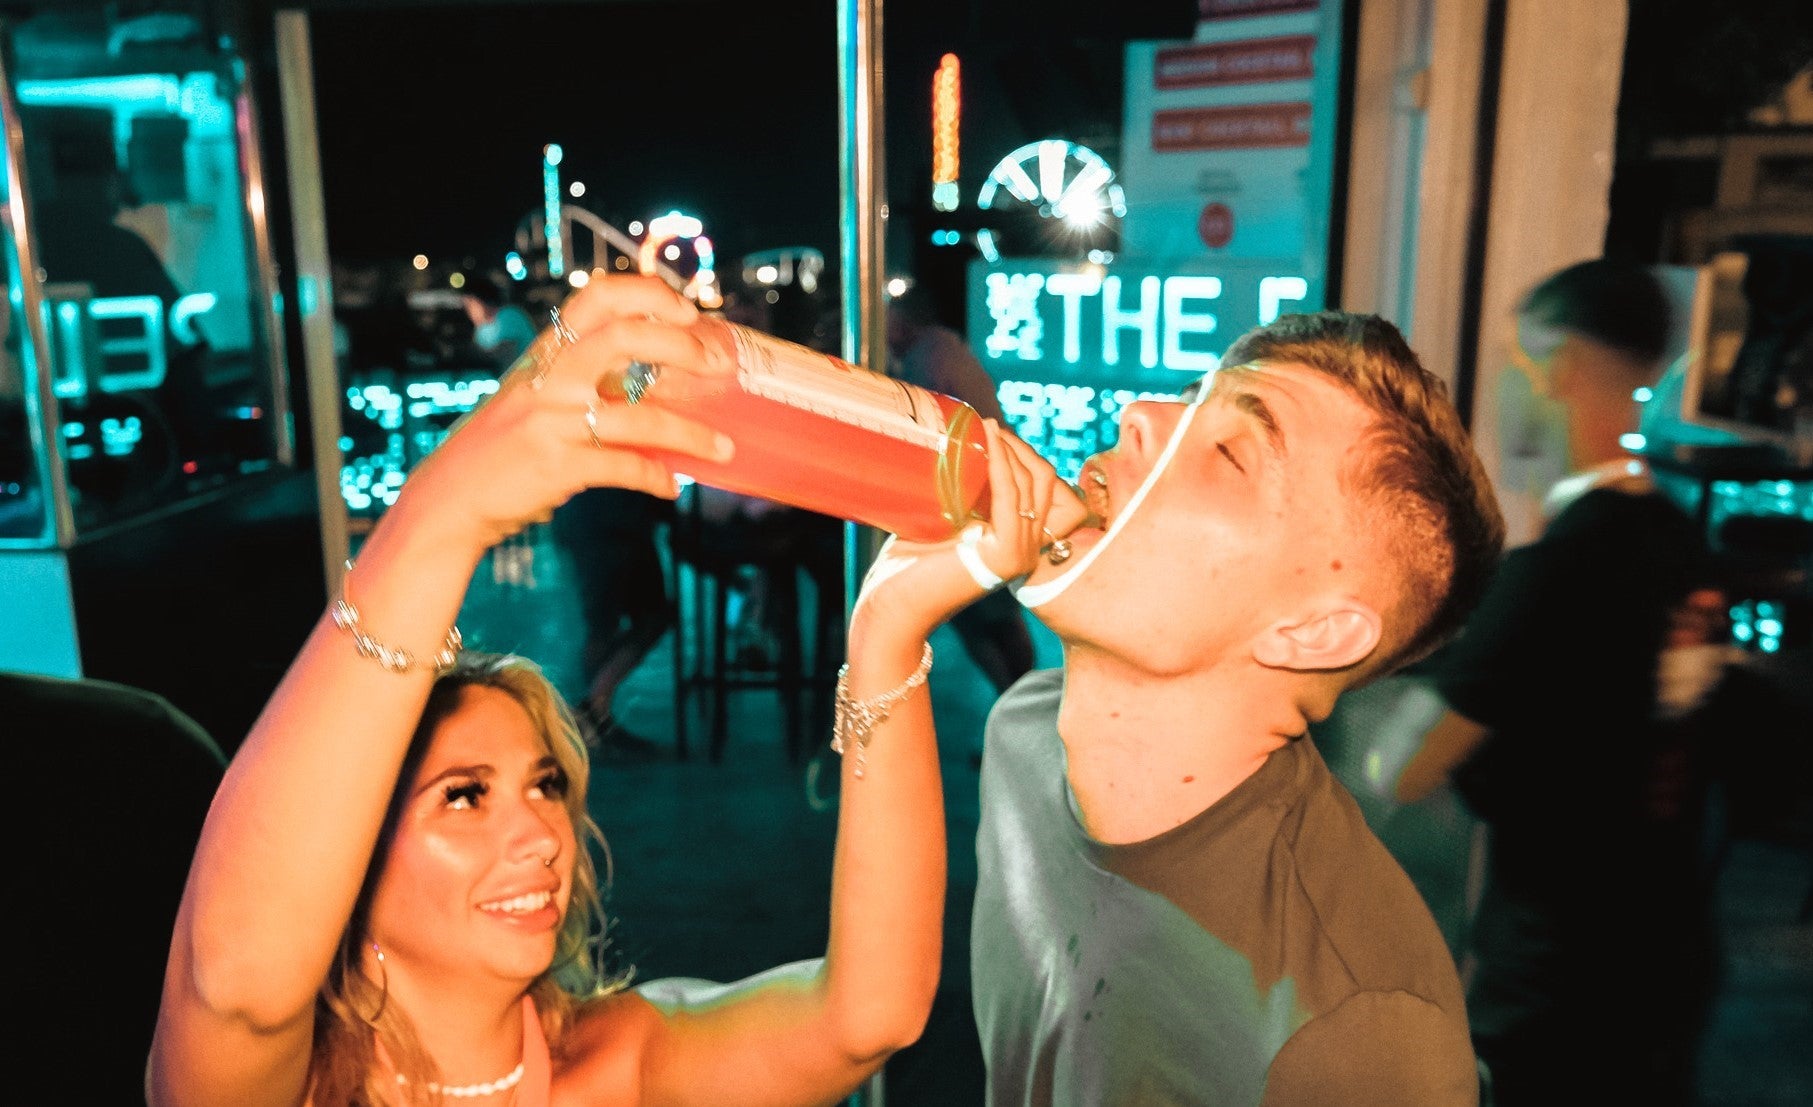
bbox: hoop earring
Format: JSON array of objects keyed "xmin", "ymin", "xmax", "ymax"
[{"xmin": 358, "ymin": 941, "xmax": 390, "ymax": 1025}]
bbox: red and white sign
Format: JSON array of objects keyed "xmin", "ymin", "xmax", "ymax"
[
  {"xmin": 1155, "ymin": 36, "xmax": 1315, "ymax": 89},
  {"xmin": 1198, "ymin": 0, "xmax": 1319, "ymax": 20},
  {"xmin": 1120, "ymin": 0, "xmax": 1339, "ymax": 263},
  {"xmin": 1152, "ymin": 102, "xmax": 1311, "ymax": 151},
  {"xmin": 1197, "ymin": 202, "xmax": 1234, "ymax": 249}
]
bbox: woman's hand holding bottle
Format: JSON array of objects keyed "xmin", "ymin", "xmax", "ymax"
[
  {"xmin": 388, "ymin": 274, "xmax": 739, "ymax": 558},
  {"xmin": 849, "ymin": 420, "xmax": 1074, "ymax": 654}
]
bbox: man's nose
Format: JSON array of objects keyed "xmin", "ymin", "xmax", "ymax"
[{"xmin": 1116, "ymin": 400, "xmax": 1183, "ymax": 460}]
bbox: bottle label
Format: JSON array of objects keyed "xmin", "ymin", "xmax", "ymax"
[{"xmin": 728, "ymin": 325, "xmax": 949, "ymax": 450}]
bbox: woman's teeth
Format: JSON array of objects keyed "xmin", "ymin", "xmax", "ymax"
[{"xmin": 480, "ymin": 891, "xmax": 552, "ymax": 915}]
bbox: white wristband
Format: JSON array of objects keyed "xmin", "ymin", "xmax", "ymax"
[{"xmin": 954, "ymin": 526, "xmax": 1004, "ymax": 591}]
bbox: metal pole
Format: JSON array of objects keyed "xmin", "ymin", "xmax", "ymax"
[
  {"xmin": 232, "ymin": 58, "xmax": 296, "ymax": 470},
  {"xmin": 274, "ymin": 10, "xmax": 350, "ymax": 597},
  {"xmin": 838, "ymin": 0, "xmax": 887, "ymax": 621},
  {"xmin": 0, "ymin": 24, "xmax": 75, "ymax": 548},
  {"xmin": 838, "ymin": 3, "xmax": 888, "ymax": 1101}
]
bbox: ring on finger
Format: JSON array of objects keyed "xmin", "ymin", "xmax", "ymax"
[
  {"xmin": 549, "ymin": 306, "xmax": 580, "ymax": 348},
  {"xmin": 584, "ymin": 403, "xmax": 603, "ymax": 448},
  {"xmin": 522, "ymin": 341, "xmax": 557, "ymax": 391},
  {"xmin": 1017, "ymin": 509, "xmax": 1037, "ymax": 520}
]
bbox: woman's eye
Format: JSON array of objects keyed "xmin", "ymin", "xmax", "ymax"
[
  {"xmin": 531, "ymin": 770, "xmax": 569, "ymax": 800},
  {"xmin": 1217, "ymin": 441, "xmax": 1247, "ymax": 475},
  {"xmin": 444, "ymin": 781, "xmax": 488, "ymax": 809}
]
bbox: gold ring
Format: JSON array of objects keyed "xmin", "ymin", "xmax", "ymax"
[{"xmin": 1017, "ymin": 510, "xmax": 1037, "ymax": 520}]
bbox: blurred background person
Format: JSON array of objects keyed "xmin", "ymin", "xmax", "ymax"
[
  {"xmin": 460, "ymin": 272, "xmax": 538, "ymax": 370},
  {"xmin": 550, "ymin": 480, "xmax": 674, "ymax": 762},
  {"xmin": 1394, "ymin": 259, "xmax": 1725, "ymax": 1106}
]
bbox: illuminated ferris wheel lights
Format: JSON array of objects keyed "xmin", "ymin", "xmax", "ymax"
[
  {"xmin": 1060, "ymin": 161, "xmax": 1113, "ymax": 207},
  {"xmin": 1038, "ymin": 140, "xmax": 1069, "ymax": 203},
  {"xmin": 1055, "ymin": 192, "xmax": 1109, "ymax": 227},
  {"xmin": 978, "ymin": 139, "xmax": 1123, "ymax": 258}
]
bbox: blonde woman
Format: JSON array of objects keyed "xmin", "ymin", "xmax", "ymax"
[{"xmin": 150, "ymin": 274, "xmax": 1067, "ymax": 1106}]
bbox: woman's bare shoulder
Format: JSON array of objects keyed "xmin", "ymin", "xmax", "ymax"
[{"xmin": 550, "ymin": 991, "xmax": 663, "ymax": 1105}]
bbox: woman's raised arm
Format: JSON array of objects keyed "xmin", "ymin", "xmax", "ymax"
[{"xmin": 149, "ymin": 276, "xmax": 735, "ymax": 1107}]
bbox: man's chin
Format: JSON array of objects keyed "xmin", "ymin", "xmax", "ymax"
[{"xmin": 1020, "ymin": 525, "xmax": 1106, "ymax": 589}]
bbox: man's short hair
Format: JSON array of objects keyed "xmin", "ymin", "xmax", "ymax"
[
  {"xmin": 1518, "ymin": 259, "xmax": 1672, "ymax": 364},
  {"xmin": 1222, "ymin": 312, "xmax": 1505, "ymax": 675}
]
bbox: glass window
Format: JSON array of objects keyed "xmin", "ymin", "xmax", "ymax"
[
  {"xmin": 886, "ymin": 1, "xmax": 1347, "ymax": 481},
  {"xmin": 4, "ymin": 9, "xmax": 285, "ymax": 535},
  {"xmin": 0, "ymin": 148, "xmax": 50, "ymax": 543}
]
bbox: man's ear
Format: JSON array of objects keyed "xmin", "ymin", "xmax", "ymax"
[{"xmin": 1252, "ymin": 603, "xmax": 1381, "ymax": 672}]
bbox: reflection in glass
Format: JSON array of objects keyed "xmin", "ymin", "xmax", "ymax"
[
  {"xmin": 0, "ymin": 142, "xmax": 48, "ymax": 542},
  {"xmin": 7, "ymin": 10, "xmax": 281, "ymax": 533}
]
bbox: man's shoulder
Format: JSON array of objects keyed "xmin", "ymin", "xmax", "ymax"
[
  {"xmin": 1264, "ymin": 990, "xmax": 1480, "ymax": 1106},
  {"xmin": 987, "ymin": 667, "xmax": 1063, "ymax": 726},
  {"xmin": 1279, "ymin": 764, "xmax": 1468, "ymax": 1009},
  {"xmin": 979, "ymin": 668, "xmax": 1064, "ymax": 783}
]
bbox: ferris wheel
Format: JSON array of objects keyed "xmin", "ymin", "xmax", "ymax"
[{"xmin": 974, "ymin": 139, "xmax": 1127, "ymax": 263}]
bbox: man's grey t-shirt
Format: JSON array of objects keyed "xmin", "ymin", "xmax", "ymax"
[{"xmin": 972, "ymin": 670, "xmax": 1478, "ymax": 1106}]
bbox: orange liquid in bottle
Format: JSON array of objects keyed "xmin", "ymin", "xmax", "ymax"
[{"xmin": 627, "ymin": 321, "xmax": 990, "ymax": 543}]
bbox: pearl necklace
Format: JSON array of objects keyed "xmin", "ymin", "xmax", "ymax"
[{"xmin": 397, "ymin": 1060, "xmax": 526, "ymax": 1099}]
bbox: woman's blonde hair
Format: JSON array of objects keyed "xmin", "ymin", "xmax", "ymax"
[{"xmin": 307, "ymin": 652, "xmax": 630, "ymax": 1104}]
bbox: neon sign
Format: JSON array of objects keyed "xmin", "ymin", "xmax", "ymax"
[
  {"xmin": 968, "ymin": 260, "xmax": 1320, "ymax": 480},
  {"xmin": 968, "ymin": 259, "xmax": 1312, "ymax": 384}
]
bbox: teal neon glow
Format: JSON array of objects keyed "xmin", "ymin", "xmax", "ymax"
[
  {"xmin": 977, "ymin": 263, "xmax": 1311, "ymax": 380},
  {"xmin": 1259, "ymin": 276, "xmax": 1309, "ymax": 324},
  {"xmin": 1100, "ymin": 276, "xmax": 1161, "ymax": 369},
  {"xmin": 543, "ymin": 146, "xmax": 565, "ymax": 278},
  {"xmin": 46, "ymin": 294, "xmax": 169, "ymax": 398},
  {"xmin": 17, "ymin": 74, "xmax": 180, "ymax": 110},
  {"xmin": 170, "ymin": 292, "xmax": 217, "ymax": 345}
]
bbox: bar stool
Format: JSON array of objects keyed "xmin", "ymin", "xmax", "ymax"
[{"xmin": 666, "ymin": 487, "xmax": 842, "ymax": 763}]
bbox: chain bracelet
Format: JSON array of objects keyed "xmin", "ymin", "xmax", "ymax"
[
  {"xmin": 332, "ymin": 560, "xmax": 464, "ymax": 675},
  {"xmin": 830, "ymin": 642, "xmax": 934, "ymax": 779}
]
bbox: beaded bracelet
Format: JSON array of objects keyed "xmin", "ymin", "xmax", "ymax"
[
  {"xmin": 331, "ymin": 560, "xmax": 464, "ymax": 675},
  {"xmin": 830, "ymin": 642, "xmax": 933, "ymax": 779}
]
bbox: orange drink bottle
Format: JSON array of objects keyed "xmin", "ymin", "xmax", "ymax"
[{"xmin": 621, "ymin": 319, "xmax": 990, "ymax": 543}]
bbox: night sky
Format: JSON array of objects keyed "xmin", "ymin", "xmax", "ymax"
[{"xmin": 309, "ymin": 1, "xmax": 845, "ymax": 268}]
